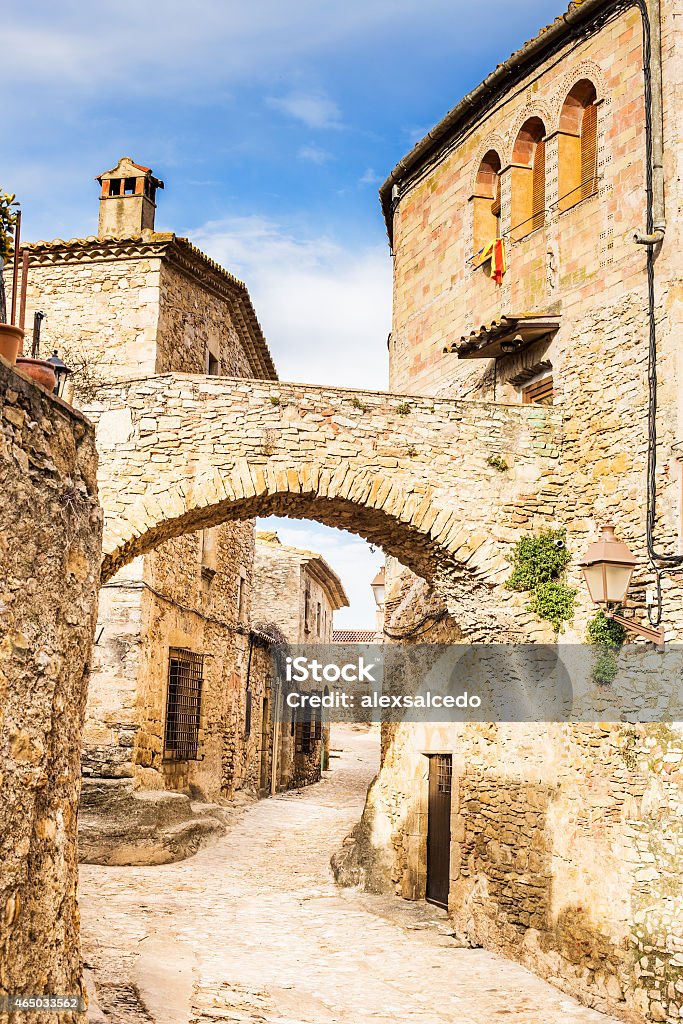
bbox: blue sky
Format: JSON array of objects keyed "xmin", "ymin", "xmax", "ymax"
[{"xmin": 5, "ymin": 0, "xmax": 562, "ymax": 625}]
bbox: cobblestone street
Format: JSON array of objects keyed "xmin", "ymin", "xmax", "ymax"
[{"xmin": 80, "ymin": 727, "xmax": 621, "ymax": 1024}]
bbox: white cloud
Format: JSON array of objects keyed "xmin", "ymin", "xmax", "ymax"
[
  {"xmin": 298, "ymin": 144, "xmax": 333, "ymax": 165},
  {"xmin": 190, "ymin": 215, "xmax": 391, "ymax": 390},
  {"xmin": 258, "ymin": 517, "xmax": 384, "ymax": 629},
  {"xmin": 4, "ymin": 0, "xmax": 562, "ymax": 100},
  {"xmin": 268, "ymin": 91, "xmax": 343, "ymax": 130},
  {"xmin": 2, "ymin": 1, "xmax": 445, "ymax": 95},
  {"xmin": 359, "ymin": 167, "xmax": 381, "ymax": 186}
]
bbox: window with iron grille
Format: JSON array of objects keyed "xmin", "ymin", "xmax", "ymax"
[
  {"xmin": 435, "ymin": 754, "xmax": 452, "ymax": 795},
  {"xmin": 295, "ymin": 718, "xmax": 314, "ymax": 755},
  {"xmin": 164, "ymin": 648, "xmax": 204, "ymax": 761}
]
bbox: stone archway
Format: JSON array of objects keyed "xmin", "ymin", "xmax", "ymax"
[{"xmin": 91, "ymin": 372, "xmax": 563, "ymax": 633}]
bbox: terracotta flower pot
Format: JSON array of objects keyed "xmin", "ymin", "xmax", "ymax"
[
  {"xmin": 0, "ymin": 324, "xmax": 24, "ymax": 366},
  {"xmin": 15, "ymin": 356, "xmax": 57, "ymax": 392}
]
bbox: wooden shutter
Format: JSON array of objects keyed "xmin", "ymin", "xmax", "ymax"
[
  {"xmin": 531, "ymin": 139, "xmax": 546, "ymax": 231},
  {"xmin": 522, "ymin": 376, "xmax": 554, "ymax": 406},
  {"xmin": 491, "ymin": 177, "xmax": 501, "ymax": 238},
  {"xmin": 581, "ymin": 102, "xmax": 598, "ymax": 199}
]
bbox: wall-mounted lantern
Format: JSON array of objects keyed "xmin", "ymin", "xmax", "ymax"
[
  {"xmin": 46, "ymin": 350, "xmax": 73, "ymax": 399},
  {"xmin": 371, "ymin": 567, "xmax": 385, "ymax": 611},
  {"xmin": 580, "ymin": 523, "xmax": 664, "ymax": 643}
]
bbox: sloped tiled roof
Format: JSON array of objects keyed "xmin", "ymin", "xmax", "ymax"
[
  {"xmin": 445, "ymin": 314, "xmax": 561, "ymax": 359},
  {"xmin": 333, "ymin": 629, "xmax": 383, "ymax": 643}
]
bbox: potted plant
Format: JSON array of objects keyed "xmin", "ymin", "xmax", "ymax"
[{"xmin": 0, "ymin": 190, "xmax": 23, "ymax": 365}]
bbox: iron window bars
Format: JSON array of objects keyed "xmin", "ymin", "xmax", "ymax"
[
  {"xmin": 164, "ymin": 648, "xmax": 204, "ymax": 761},
  {"xmin": 436, "ymin": 754, "xmax": 452, "ymax": 795}
]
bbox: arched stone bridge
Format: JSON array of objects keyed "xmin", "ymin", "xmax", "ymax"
[{"xmin": 90, "ymin": 374, "xmax": 563, "ymax": 631}]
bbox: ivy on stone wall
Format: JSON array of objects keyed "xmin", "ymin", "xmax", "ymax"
[
  {"xmin": 586, "ymin": 610, "xmax": 626, "ymax": 686},
  {"xmin": 506, "ymin": 528, "xmax": 576, "ymax": 634}
]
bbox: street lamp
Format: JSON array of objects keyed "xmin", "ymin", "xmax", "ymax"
[
  {"xmin": 580, "ymin": 523, "xmax": 664, "ymax": 643},
  {"xmin": 46, "ymin": 350, "xmax": 73, "ymax": 399},
  {"xmin": 371, "ymin": 567, "xmax": 385, "ymax": 611}
]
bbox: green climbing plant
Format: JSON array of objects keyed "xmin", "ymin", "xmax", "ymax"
[
  {"xmin": 529, "ymin": 581, "xmax": 577, "ymax": 634},
  {"xmin": 506, "ymin": 528, "xmax": 576, "ymax": 634},
  {"xmin": 586, "ymin": 609, "xmax": 626, "ymax": 686}
]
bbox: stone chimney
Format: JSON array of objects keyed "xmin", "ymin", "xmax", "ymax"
[{"xmin": 96, "ymin": 157, "xmax": 164, "ymax": 238}]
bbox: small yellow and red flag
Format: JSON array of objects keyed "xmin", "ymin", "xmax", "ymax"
[{"xmin": 480, "ymin": 238, "xmax": 506, "ymax": 285}]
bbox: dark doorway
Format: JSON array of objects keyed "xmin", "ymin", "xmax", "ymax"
[{"xmin": 426, "ymin": 754, "xmax": 452, "ymax": 909}]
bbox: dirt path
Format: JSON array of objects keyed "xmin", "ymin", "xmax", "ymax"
[{"xmin": 80, "ymin": 725, "xmax": 620, "ymax": 1023}]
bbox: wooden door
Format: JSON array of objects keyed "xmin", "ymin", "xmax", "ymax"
[
  {"xmin": 426, "ymin": 754, "xmax": 452, "ymax": 909},
  {"xmin": 259, "ymin": 697, "xmax": 270, "ymax": 794}
]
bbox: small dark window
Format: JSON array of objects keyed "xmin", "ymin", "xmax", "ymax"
[
  {"xmin": 164, "ymin": 649, "xmax": 204, "ymax": 761},
  {"xmin": 206, "ymin": 347, "xmax": 220, "ymax": 376},
  {"xmin": 109, "ymin": 178, "xmax": 122, "ymax": 197},
  {"xmin": 304, "ymin": 586, "xmax": 311, "ymax": 633},
  {"xmin": 123, "ymin": 177, "xmax": 136, "ymax": 195}
]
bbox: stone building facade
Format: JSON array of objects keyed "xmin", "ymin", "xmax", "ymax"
[
  {"xmin": 336, "ymin": 1, "xmax": 683, "ymax": 1022},
  {"xmin": 13, "ymin": 159, "xmax": 278, "ymax": 807},
  {"xmin": 252, "ymin": 530, "xmax": 348, "ymax": 787},
  {"xmin": 0, "ymin": 356, "xmax": 101, "ymax": 1021}
]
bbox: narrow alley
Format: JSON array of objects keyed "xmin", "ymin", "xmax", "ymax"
[{"xmin": 80, "ymin": 726, "xmax": 621, "ymax": 1024}]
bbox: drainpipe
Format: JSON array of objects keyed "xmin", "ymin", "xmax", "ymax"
[{"xmin": 634, "ymin": 0, "xmax": 666, "ymax": 244}]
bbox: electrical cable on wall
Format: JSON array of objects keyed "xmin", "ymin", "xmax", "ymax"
[{"xmin": 630, "ymin": 0, "xmax": 683, "ymax": 625}]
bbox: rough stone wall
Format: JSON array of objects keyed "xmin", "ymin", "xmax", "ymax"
[
  {"xmin": 354, "ymin": 715, "xmax": 683, "ymax": 1024},
  {"xmin": 91, "ymin": 373, "xmax": 563, "ymax": 642},
  {"xmin": 155, "ymin": 261, "xmax": 256, "ymax": 377},
  {"xmin": 0, "ymin": 358, "xmax": 101, "ymax": 1022},
  {"xmin": 14, "ymin": 255, "xmax": 163, "ymax": 382},
  {"xmin": 81, "ymin": 558, "xmax": 144, "ymax": 780},
  {"xmin": 252, "ymin": 538, "xmax": 307, "ymax": 642},
  {"xmin": 252, "ymin": 534, "xmax": 338, "ymax": 644},
  {"xmin": 226, "ymin": 637, "xmax": 274, "ymax": 796}
]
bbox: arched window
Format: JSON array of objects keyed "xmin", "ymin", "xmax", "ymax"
[
  {"xmin": 472, "ymin": 150, "xmax": 502, "ymax": 259},
  {"xmin": 511, "ymin": 117, "xmax": 546, "ymax": 240},
  {"xmin": 558, "ymin": 80, "xmax": 598, "ymax": 211}
]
